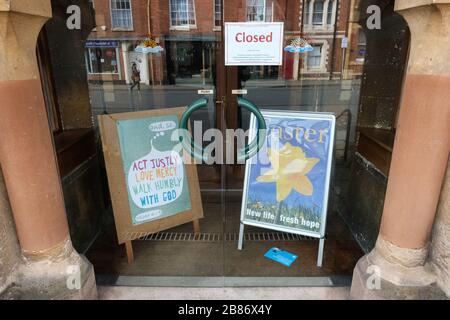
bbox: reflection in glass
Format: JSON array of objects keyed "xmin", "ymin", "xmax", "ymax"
[
  {"xmin": 312, "ymin": 0, "xmax": 324, "ymax": 25},
  {"xmin": 110, "ymin": 0, "xmax": 133, "ymax": 30},
  {"xmin": 79, "ymin": 0, "xmax": 381, "ymax": 280},
  {"xmin": 170, "ymin": 0, "xmax": 197, "ymax": 27}
]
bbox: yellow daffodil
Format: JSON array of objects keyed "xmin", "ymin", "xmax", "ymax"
[{"xmin": 256, "ymin": 143, "xmax": 319, "ymax": 202}]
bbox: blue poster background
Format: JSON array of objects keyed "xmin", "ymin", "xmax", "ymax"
[{"xmin": 243, "ymin": 114, "xmax": 334, "ymax": 236}]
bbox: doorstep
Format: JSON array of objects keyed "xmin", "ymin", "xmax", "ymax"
[{"xmin": 98, "ymin": 285, "xmax": 350, "ymax": 300}]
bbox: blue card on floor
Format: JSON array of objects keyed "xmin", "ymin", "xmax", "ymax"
[{"xmin": 264, "ymin": 247, "xmax": 298, "ymax": 267}]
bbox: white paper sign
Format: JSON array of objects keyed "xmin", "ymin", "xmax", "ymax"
[
  {"xmin": 341, "ymin": 36, "xmax": 348, "ymax": 48},
  {"xmin": 225, "ymin": 22, "xmax": 284, "ymax": 66}
]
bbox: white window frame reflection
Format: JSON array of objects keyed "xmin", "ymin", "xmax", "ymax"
[
  {"xmin": 110, "ymin": 0, "xmax": 134, "ymax": 31},
  {"xmin": 265, "ymin": 0, "xmax": 274, "ymax": 22},
  {"xmin": 304, "ymin": 0, "xmax": 337, "ymax": 29},
  {"xmin": 312, "ymin": 0, "xmax": 324, "ymax": 25},
  {"xmin": 170, "ymin": 0, "xmax": 197, "ymax": 30},
  {"xmin": 303, "ymin": 41, "xmax": 328, "ymax": 73},
  {"xmin": 326, "ymin": 0, "xmax": 335, "ymax": 25},
  {"xmin": 213, "ymin": 0, "xmax": 222, "ymax": 30},
  {"xmin": 246, "ymin": 0, "xmax": 265, "ymax": 22},
  {"xmin": 307, "ymin": 44, "xmax": 323, "ymax": 69}
]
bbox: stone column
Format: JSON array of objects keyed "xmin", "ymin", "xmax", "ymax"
[
  {"xmin": 0, "ymin": 0, "xmax": 97, "ymax": 299},
  {"xmin": 431, "ymin": 161, "xmax": 450, "ymax": 297},
  {"xmin": 350, "ymin": 0, "xmax": 450, "ymax": 299}
]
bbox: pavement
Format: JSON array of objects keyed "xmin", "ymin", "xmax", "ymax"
[
  {"xmin": 98, "ymin": 286, "xmax": 350, "ymax": 300},
  {"xmin": 88, "ymin": 78, "xmax": 356, "ymax": 91}
]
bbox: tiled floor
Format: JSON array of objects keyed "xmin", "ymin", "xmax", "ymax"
[{"xmin": 86, "ymin": 189, "xmax": 363, "ymax": 282}]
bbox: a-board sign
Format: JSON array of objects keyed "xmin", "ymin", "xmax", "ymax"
[
  {"xmin": 98, "ymin": 108, "xmax": 203, "ymax": 245},
  {"xmin": 241, "ymin": 110, "xmax": 336, "ymax": 239},
  {"xmin": 225, "ymin": 22, "xmax": 284, "ymax": 66}
]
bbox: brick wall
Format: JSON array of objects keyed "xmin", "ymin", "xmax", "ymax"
[
  {"xmin": 89, "ymin": 0, "xmax": 308, "ymax": 39},
  {"xmin": 87, "ymin": 0, "xmax": 352, "ymax": 80},
  {"xmin": 91, "ymin": 0, "xmax": 149, "ymax": 38}
]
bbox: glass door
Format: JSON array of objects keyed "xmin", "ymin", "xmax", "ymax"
[
  {"xmin": 220, "ymin": 0, "xmax": 364, "ymax": 281},
  {"xmin": 86, "ymin": 0, "xmax": 228, "ymax": 282},
  {"xmin": 85, "ymin": 0, "xmax": 364, "ymax": 285}
]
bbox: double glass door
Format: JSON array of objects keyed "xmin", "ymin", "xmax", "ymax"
[{"xmin": 86, "ymin": 0, "xmax": 364, "ymax": 284}]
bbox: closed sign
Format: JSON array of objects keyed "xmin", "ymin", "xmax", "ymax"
[{"xmin": 225, "ymin": 22, "xmax": 284, "ymax": 66}]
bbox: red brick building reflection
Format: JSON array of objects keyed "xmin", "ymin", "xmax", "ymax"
[{"xmin": 86, "ymin": 0, "xmax": 365, "ymax": 85}]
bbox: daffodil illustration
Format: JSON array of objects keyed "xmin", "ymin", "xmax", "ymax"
[{"xmin": 256, "ymin": 143, "xmax": 319, "ymax": 202}]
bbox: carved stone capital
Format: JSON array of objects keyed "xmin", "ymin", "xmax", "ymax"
[
  {"xmin": 395, "ymin": 0, "xmax": 450, "ymax": 12},
  {"xmin": 0, "ymin": 0, "xmax": 51, "ymax": 18},
  {"xmin": 0, "ymin": 0, "xmax": 52, "ymax": 80},
  {"xmin": 395, "ymin": 0, "xmax": 450, "ymax": 75}
]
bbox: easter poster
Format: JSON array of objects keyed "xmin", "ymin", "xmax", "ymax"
[
  {"xmin": 116, "ymin": 115, "xmax": 192, "ymax": 226},
  {"xmin": 241, "ymin": 111, "xmax": 335, "ymax": 238}
]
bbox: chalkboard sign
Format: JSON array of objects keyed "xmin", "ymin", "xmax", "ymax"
[
  {"xmin": 99, "ymin": 108, "xmax": 203, "ymax": 262},
  {"xmin": 240, "ymin": 110, "xmax": 335, "ymax": 240}
]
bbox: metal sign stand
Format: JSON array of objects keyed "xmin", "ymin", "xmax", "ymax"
[
  {"xmin": 317, "ymin": 237, "xmax": 325, "ymax": 268},
  {"xmin": 238, "ymin": 222, "xmax": 325, "ymax": 268}
]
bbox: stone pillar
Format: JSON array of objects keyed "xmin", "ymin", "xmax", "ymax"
[
  {"xmin": 431, "ymin": 161, "xmax": 450, "ymax": 297},
  {"xmin": 0, "ymin": 168, "xmax": 21, "ymax": 298},
  {"xmin": 350, "ymin": 1, "xmax": 450, "ymax": 299},
  {"xmin": 0, "ymin": 0, "xmax": 97, "ymax": 299}
]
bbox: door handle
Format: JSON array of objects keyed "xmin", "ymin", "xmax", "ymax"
[
  {"xmin": 179, "ymin": 97, "xmax": 209, "ymax": 163},
  {"xmin": 236, "ymin": 97, "xmax": 267, "ymax": 162},
  {"xmin": 179, "ymin": 97, "xmax": 267, "ymax": 163}
]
